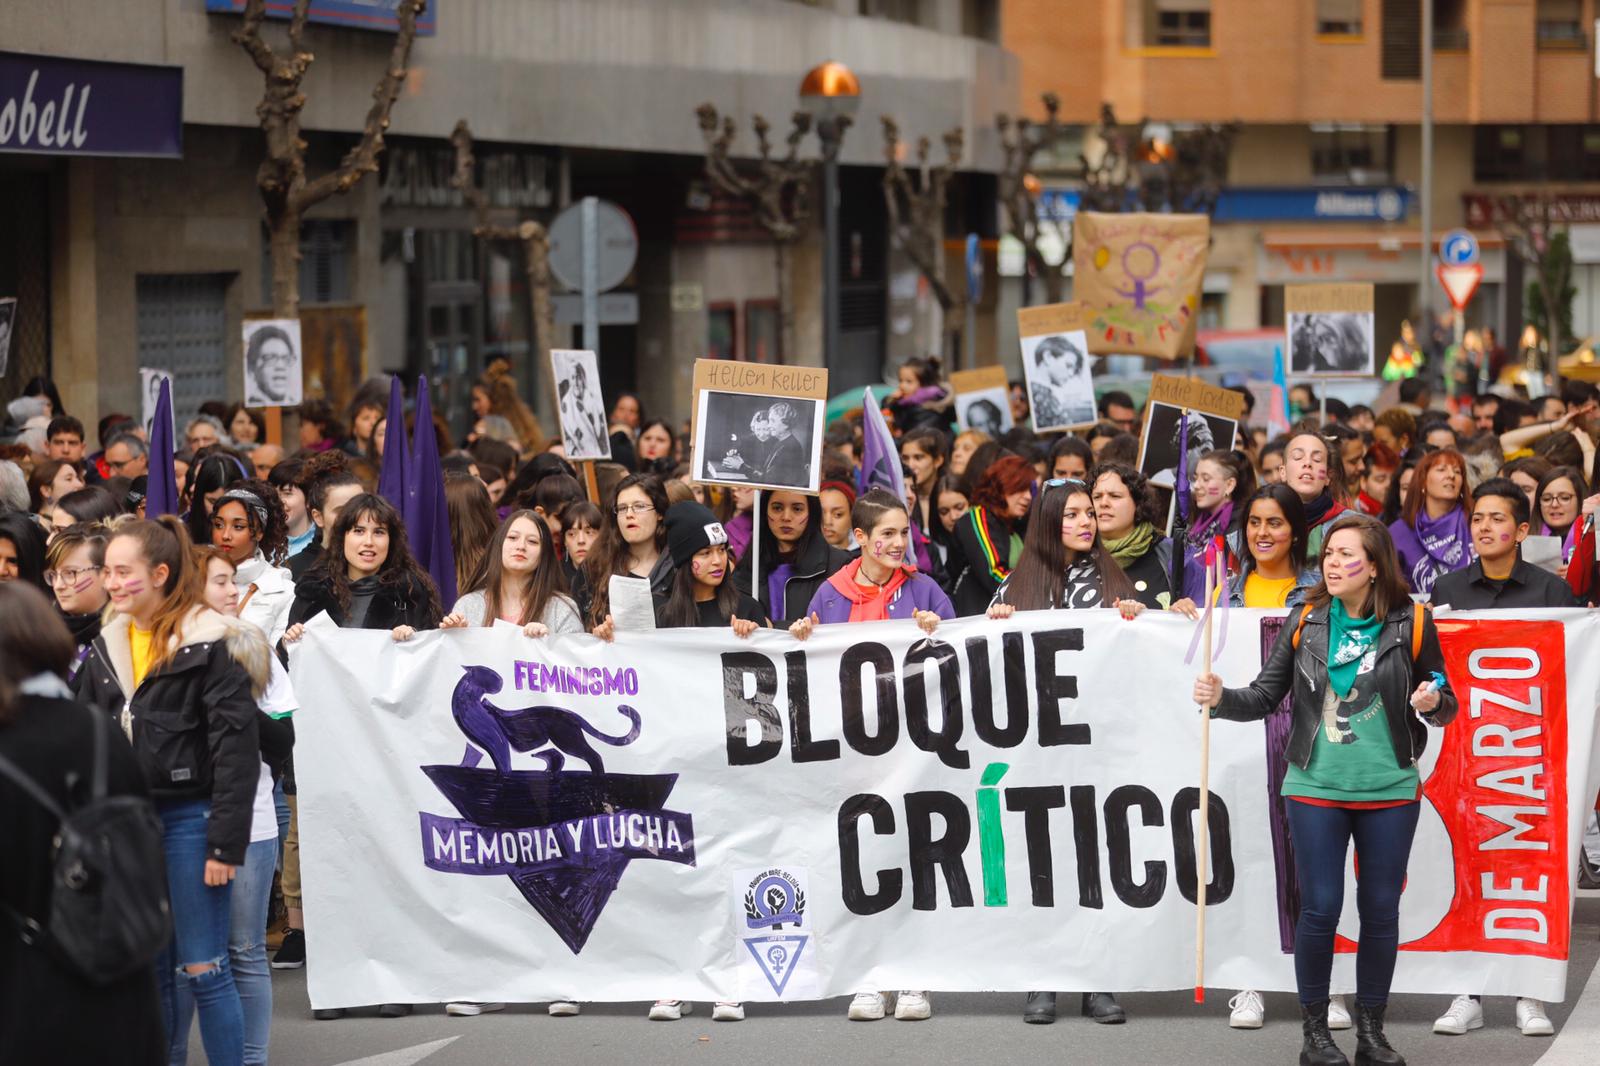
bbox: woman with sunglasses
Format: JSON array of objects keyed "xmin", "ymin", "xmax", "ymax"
[{"xmin": 987, "ymin": 478, "xmax": 1145, "ymax": 1027}]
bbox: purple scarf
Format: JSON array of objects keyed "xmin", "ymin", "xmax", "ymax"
[
  {"xmin": 1185, "ymin": 500, "xmax": 1233, "ymax": 555},
  {"xmin": 1393, "ymin": 505, "xmax": 1472, "ymax": 594}
]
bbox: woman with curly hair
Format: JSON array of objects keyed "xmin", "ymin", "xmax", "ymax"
[{"xmin": 209, "ymin": 478, "xmax": 295, "ymax": 645}]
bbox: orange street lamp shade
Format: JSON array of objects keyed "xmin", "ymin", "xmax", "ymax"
[
  {"xmin": 800, "ymin": 60, "xmax": 861, "ymax": 100},
  {"xmin": 1022, "ymin": 173, "xmax": 1042, "ymax": 198}
]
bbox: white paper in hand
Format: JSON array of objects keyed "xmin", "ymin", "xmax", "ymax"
[
  {"xmin": 1522, "ymin": 535, "xmax": 1564, "ymax": 575},
  {"xmin": 608, "ymin": 574, "xmax": 657, "ymax": 631}
]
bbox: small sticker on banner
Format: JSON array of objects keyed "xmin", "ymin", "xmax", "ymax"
[{"xmin": 733, "ymin": 866, "xmax": 818, "ymax": 998}]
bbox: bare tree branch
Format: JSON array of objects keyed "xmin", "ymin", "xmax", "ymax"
[
  {"xmin": 997, "ymin": 92, "xmax": 1071, "ymax": 304},
  {"xmin": 1496, "ymin": 193, "xmax": 1570, "ymax": 385},
  {"xmin": 882, "ymin": 115, "xmax": 964, "ymax": 317},
  {"xmin": 694, "ymin": 103, "xmax": 814, "ymax": 243}
]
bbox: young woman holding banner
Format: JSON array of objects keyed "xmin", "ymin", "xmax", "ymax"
[
  {"xmin": 1089, "ymin": 462, "xmax": 1172, "ymax": 608},
  {"xmin": 732, "ymin": 490, "xmax": 850, "ymax": 626},
  {"xmin": 949, "ymin": 454, "xmax": 1034, "ymax": 616},
  {"xmin": 579, "ymin": 474, "xmax": 673, "ymax": 629},
  {"xmin": 789, "ymin": 488, "xmax": 950, "ymax": 1023},
  {"xmin": 1193, "ymin": 514, "xmax": 1458, "ymax": 1066},
  {"xmin": 441, "ymin": 510, "xmax": 583, "ymax": 638},
  {"xmin": 985, "ymin": 477, "xmax": 1143, "ymax": 1027}
]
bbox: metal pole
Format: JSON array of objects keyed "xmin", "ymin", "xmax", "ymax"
[
  {"xmin": 1419, "ymin": 0, "xmax": 1435, "ymax": 380},
  {"xmin": 823, "ymin": 122, "xmax": 842, "ymax": 372},
  {"xmin": 581, "ymin": 195, "xmax": 599, "ymax": 353},
  {"xmin": 964, "ymin": 302, "xmax": 975, "ymax": 373}
]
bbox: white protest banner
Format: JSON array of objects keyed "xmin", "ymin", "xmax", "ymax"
[{"xmin": 292, "ymin": 609, "xmax": 1600, "ymax": 1009}]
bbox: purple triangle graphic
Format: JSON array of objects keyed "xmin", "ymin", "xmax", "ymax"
[
  {"xmin": 743, "ymin": 935, "xmax": 808, "ymax": 996},
  {"xmin": 422, "ymin": 765, "xmax": 690, "ymax": 955}
]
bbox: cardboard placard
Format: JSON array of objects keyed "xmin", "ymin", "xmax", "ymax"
[
  {"xmin": 691, "ymin": 359, "xmax": 828, "ymax": 493},
  {"xmin": 1138, "ymin": 374, "xmax": 1244, "ymax": 491},
  {"xmin": 550, "ymin": 349, "xmax": 612, "ymax": 461},
  {"xmin": 949, "ymin": 365, "xmax": 1013, "ymax": 436},
  {"xmin": 1073, "ymin": 212, "xmax": 1209, "ymax": 359},
  {"xmin": 1017, "ymin": 302, "xmax": 1096, "ymax": 431},
  {"xmin": 1285, "ymin": 283, "xmax": 1376, "ymax": 377},
  {"xmin": 1147, "ymin": 373, "xmax": 1247, "ymax": 420}
]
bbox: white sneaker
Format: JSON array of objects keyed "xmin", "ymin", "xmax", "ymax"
[
  {"xmin": 1433, "ymin": 994, "xmax": 1484, "ymax": 1035},
  {"xmin": 547, "ymin": 1000, "xmax": 580, "ymax": 1017},
  {"xmin": 894, "ymin": 990, "xmax": 932, "ymax": 1021},
  {"xmin": 1515, "ymin": 997, "xmax": 1553, "ymax": 1036},
  {"xmin": 445, "ymin": 1002, "xmax": 504, "ymax": 1017},
  {"xmin": 648, "ymin": 999, "xmax": 692, "ymax": 1021},
  {"xmin": 847, "ymin": 991, "xmax": 886, "ymax": 1021},
  {"xmin": 1227, "ymin": 990, "xmax": 1264, "ymax": 1029},
  {"xmin": 712, "ymin": 1001, "xmax": 745, "ymax": 1022},
  {"xmin": 1327, "ymin": 994, "xmax": 1352, "ymax": 1030}
]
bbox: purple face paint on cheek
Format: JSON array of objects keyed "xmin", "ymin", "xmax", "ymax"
[
  {"xmin": 1500, "ymin": 533, "xmax": 1511, "ymax": 542},
  {"xmin": 1341, "ymin": 561, "xmax": 1365, "ymax": 580},
  {"xmin": 121, "ymin": 580, "xmax": 144, "ymax": 595},
  {"xmin": 71, "ymin": 575, "xmax": 96, "ymax": 593},
  {"xmin": 872, "ymin": 540, "xmax": 885, "ymax": 557}
]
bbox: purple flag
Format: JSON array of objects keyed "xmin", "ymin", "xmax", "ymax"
[
  {"xmin": 377, "ymin": 375, "xmax": 410, "ymax": 512},
  {"xmin": 406, "ymin": 376, "xmax": 457, "ymax": 608},
  {"xmin": 145, "ymin": 378, "xmax": 180, "ymax": 518},
  {"xmin": 857, "ymin": 388, "xmax": 905, "ymax": 502}
]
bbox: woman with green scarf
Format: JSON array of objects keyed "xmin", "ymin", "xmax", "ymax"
[
  {"xmin": 1089, "ymin": 462, "xmax": 1172, "ymax": 608},
  {"xmin": 1194, "ymin": 514, "xmax": 1457, "ymax": 1066}
]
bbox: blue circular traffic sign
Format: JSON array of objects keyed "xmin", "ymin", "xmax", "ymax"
[{"xmin": 1440, "ymin": 229, "xmax": 1479, "ymax": 268}]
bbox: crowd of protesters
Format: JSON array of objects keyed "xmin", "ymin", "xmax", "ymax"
[{"xmin": 2, "ymin": 352, "xmax": 1599, "ymax": 1066}]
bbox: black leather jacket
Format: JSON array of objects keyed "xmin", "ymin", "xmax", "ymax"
[{"xmin": 1213, "ymin": 603, "xmax": 1458, "ymax": 770}]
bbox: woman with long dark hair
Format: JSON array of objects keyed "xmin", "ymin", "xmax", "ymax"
[
  {"xmin": 442, "ymin": 510, "xmax": 582, "ymax": 636},
  {"xmin": 183, "ymin": 452, "xmax": 251, "ymax": 548},
  {"xmin": 75, "ymin": 517, "xmax": 266, "ymax": 1064},
  {"xmin": 446, "ymin": 475, "xmax": 500, "ymax": 601},
  {"xmin": 987, "ymin": 478, "xmax": 1143, "ymax": 1027},
  {"xmin": 731, "ymin": 490, "xmax": 851, "ymax": 625},
  {"xmin": 1, "ymin": 582, "xmax": 164, "ymax": 1065},
  {"xmin": 1387, "ymin": 449, "xmax": 1472, "ymax": 595},
  {"xmin": 1195, "ymin": 514, "xmax": 1457, "ymax": 1066},
  {"xmin": 209, "ymin": 478, "xmax": 294, "ymax": 645},
  {"xmin": 655, "ymin": 501, "xmax": 765, "ymax": 632},
  {"xmin": 0, "ymin": 511, "xmax": 48, "ymax": 591},
  {"xmin": 899, "ymin": 426, "xmax": 949, "ymax": 539},
  {"xmin": 949, "ymin": 454, "xmax": 1034, "ymax": 615},
  {"xmin": 1089, "ymin": 462, "xmax": 1171, "ymax": 608},
  {"xmin": 581, "ymin": 474, "xmax": 673, "ymax": 628},
  {"xmin": 1282, "ymin": 432, "xmax": 1348, "ymax": 560}
]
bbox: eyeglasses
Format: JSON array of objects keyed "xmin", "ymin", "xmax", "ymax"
[
  {"xmin": 1539, "ymin": 492, "xmax": 1577, "ymax": 507},
  {"xmin": 44, "ymin": 566, "xmax": 100, "ymax": 588},
  {"xmin": 614, "ymin": 502, "xmax": 656, "ymax": 516},
  {"xmin": 1042, "ymin": 478, "xmax": 1087, "ymax": 489},
  {"xmin": 106, "ymin": 457, "xmax": 138, "ymax": 472}
]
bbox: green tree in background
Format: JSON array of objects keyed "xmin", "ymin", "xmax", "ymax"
[{"xmin": 1524, "ymin": 229, "xmax": 1576, "ymax": 356}]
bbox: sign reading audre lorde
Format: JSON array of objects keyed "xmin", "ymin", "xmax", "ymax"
[{"xmin": 290, "ymin": 611, "xmax": 1600, "ymax": 1009}]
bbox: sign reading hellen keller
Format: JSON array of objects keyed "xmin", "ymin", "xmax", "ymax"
[{"xmin": 0, "ymin": 51, "xmax": 183, "ymax": 158}]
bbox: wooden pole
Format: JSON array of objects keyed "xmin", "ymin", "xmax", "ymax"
[
  {"xmin": 263, "ymin": 407, "xmax": 283, "ymax": 448},
  {"xmin": 581, "ymin": 460, "xmax": 600, "ymax": 505},
  {"xmin": 1194, "ymin": 551, "xmax": 1221, "ymax": 1003}
]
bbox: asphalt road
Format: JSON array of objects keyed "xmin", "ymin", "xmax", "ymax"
[{"xmin": 200, "ymin": 892, "xmax": 1600, "ymax": 1066}]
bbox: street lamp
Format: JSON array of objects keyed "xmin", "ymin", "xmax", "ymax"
[{"xmin": 799, "ymin": 60, "xmax": 860, "ymax": 373}]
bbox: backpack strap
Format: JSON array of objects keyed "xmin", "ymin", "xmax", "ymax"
[
  {"xmin": 1290, "ymin": 604, "xmax": 1314, "ymax": 649},
  {"xmin": 0, "ymin": 747, "xmax": 67, "ymax": 822},
  {"xmin": 1411, "ymin": 602, "xmax": 1428, "ymax": 660}
]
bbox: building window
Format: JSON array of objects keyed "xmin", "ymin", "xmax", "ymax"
[
  {"xmin": 1474, "ymin": 126, "xmax": 1529, "ymax": 182},
  {"xmin": 1316, "ymin": 0, "xmax": 1362, "ymax": 35},
  {"xmin": 259, "ymin": 219, "xmax": 354, "ymax": 308},
  {"xmin": 1474, "ymin": 125, "xmax": 1600, "ymax": 182},
  {"xmin": 859, "ymin": 0, "xmax": 921, "ymax": 25},
  {"xmin": 1127, "ymin": 1, "xmax": 1212, "ymax": 49},
  {"xmin": 745, "ymin": 301, "xmax": 780, "ymax": 364},
  {"xmin": 137, "ymin": 274, "xmax": 231, "ymax": 427},
  {"xmin": 1537, "ymin": 0, "xmax": 1585, "ymax": 48},
  {"xmin": 708, "ymin": 303, "xmax": 737, "ymax": 360},
  {"xmin": 1310, "ymin": 124, "xmax": 1393, "ymax": 184}
]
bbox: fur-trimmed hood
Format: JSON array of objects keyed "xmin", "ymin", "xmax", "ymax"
[{"xmin": 97, "ymin": 606, "xmax": 273, "ymax": 700}]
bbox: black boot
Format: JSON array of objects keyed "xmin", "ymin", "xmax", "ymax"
[
  {"xmin": 1354, "ymin": 1002, "xmax": 1405, "ymax": 1066},
  {"xmin": 1300, "ymin": 1001, "xmax": 1349, "ymax": 1066},
  {"xmin": 1022, "ymin": 991, "xmax": 1056, "ymax": 1024},
  {"xmin": 1081, "ymin": 992, "xmax": 1126, "ymax": 1024}
]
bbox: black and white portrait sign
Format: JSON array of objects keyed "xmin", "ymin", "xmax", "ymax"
[
  {"xmin": 140, "ymin": 367, "xmax": 174, "ymax": 435},
  {"xmin": 694, "ymin": 392, "xmax": 822, "ymax": 493},
  {"xmin": 550, "ymin": 348, "xmax": 611, "ymax": 461},
  {"xmin": 1138, "ymin": 401, "xmax": 1238, "ymax": 491},
  {"xmin": 1285, "ymin": 284, "xmax": 1376, "ymax": 377},
  {"xmin": 0, "ymin": 297, "xmax": 15, "ymax": 380},
  {"xmin": 242, "ymin": 318, "xmax": 303, "ymax": 408},
  {"xmin": 949, "ymin": 364, "xmax": 1014, "ymax": 438},
  {"xmin": 1021, "ymin": 329, "xmax": 1096, "ymax": 431}
]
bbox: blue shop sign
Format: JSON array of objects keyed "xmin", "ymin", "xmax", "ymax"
[
  {"xmin": 0, "ymin": 51, "xmax": 182, "ymax": 158},
  {"xmin": 206, "ymin": 1, "xmax": 438, "ymax": 36},
  {"xmin": 1037, "ymin": 185, "xmax": 1411, "ymax": 224},
  {"xmin": 1212, "ymin": 186, "xmax": 1410, "ymax": 223}
]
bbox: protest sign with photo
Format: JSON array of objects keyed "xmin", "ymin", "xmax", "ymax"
[
  {"xmin": 551, "ymin": 349, "xmax": 612, "ymax": 461},
  {"xmin": 290, "ymin": 609, "xmax": 1600, "ymax": 1008},
  {"xmin": 242, "ymin": 318, "xmax": 304, "ymax": 408},
  {"xmin": 1073, "ymin": 212, "xmax": 1209, "ymax": 359},
  {"xmin": 1017, "ymin": 303, "xmax": 1097, "ymax": 431},
  {"xmin": 1286, "ymin": 283, "xmax": 1376, "ymax": 376},
  {"xmin": 0, "ymin": 297, "xmax": 15, "ymax": 379},
  {"xmin": 690, "ymin": 359, "xmax": 828, "ymax": 493},
  {"xmin": 949, "ymin": 365, "xmax": 1013, "ymax": 436},
  {"xmin": 1137, "ymin": 374, "xmax": 1246, "ymax": 489},
  {"xmin": 140, "ymin": 367, "xmax": 174, "ymax": 435}
]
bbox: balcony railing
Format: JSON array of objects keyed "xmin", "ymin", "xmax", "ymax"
[{"xmin": 1536, "ymin": 21, "xmax": 1586, "ymax": 49}]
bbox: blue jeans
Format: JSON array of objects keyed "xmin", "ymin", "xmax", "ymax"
[
  {"xmin": 158, "ymin": 799, "xmax": 245, "ymax": 1066},
  {"xmin": 170, "ymin": 837, "xmax": 276, "ymax": 1065},
  {"xmin": 1284, "ymin": 799, "xmax": 1420, "ymax": 1008}
]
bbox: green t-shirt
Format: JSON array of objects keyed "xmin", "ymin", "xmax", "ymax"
[{"xmin": 1282, "ymin": 601, "xmax": 1420, "ymax": 803}]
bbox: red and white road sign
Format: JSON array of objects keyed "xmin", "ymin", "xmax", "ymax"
[{"xmin": 1436, "ymin": 263, "xmax": 1483, "ymax": 311}]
